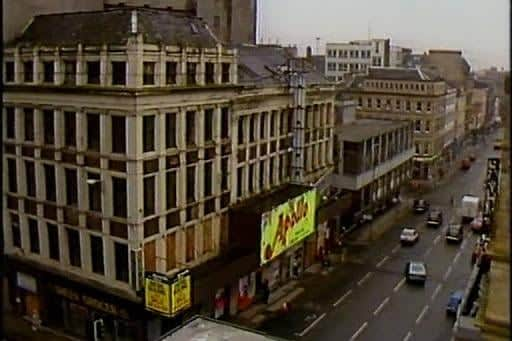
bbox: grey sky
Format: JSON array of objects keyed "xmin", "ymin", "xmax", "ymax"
[{"xmin": 258, "ymin": 0, "xmax": 509, "ymax": 70}]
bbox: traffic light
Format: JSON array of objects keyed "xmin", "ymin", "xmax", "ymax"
[{"xmin": 93, "ymin": 318, "xmax": 105, "ymax": 341}]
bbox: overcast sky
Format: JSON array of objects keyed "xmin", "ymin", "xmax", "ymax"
[{"xmin": 258, "ymin": 0, "xmax": 509, "ymax": 70}]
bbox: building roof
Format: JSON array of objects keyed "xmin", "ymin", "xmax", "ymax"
[
  {"xmin": 237, "ymin": 44, "xmax": 331, "ymax": 86},
  {"xmin": 159, "ymin": 316, "xmax": 288, "ymax": 341},
  {"xmin": 366, "ymin": 67, "xmax": 440, "ymax": 81},
  {"xmin": 337, "ymin": 119, "xmax": 409, "ymax": 141},
  {"xmin": 9, "ymin": 7, "xmax": 219, "ymax": 48}
]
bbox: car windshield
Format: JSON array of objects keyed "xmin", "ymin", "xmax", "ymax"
[
  {"xmin": 449, "ymin": 225, "xmax": 460, "ymax": 233},
  {"xmin": 410, "ymin": 263, "xmax": 425, "ymax": 273},
  {"xmin": 429, "ymin": 211, "xmax": 440, "ymax": 218},
  {"xmin": 402, "ymin": 229, "xmax": 415, "ymax": 236}
]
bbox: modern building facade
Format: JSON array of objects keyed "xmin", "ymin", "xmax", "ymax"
[
  {"xmin": 2, "ymin": 8, "xmax": 338, "ymax": 340},
  {"xmin": 346, "ymin": 67, "xmax": 457, "ymax": 185},
  {"xmin": 325, "ymin": 38, "xmax": 390, "ymax": 82},
  {"xmin": 389, "ymin": 46, "xmax": 412, "ymax": 68}
]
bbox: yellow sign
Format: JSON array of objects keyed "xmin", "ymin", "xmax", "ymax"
[
  {"xmin": 260, "ymin": 189, "xmax": 317, "ymax": 265},
  {"xmin": 171, "ymin": 274, "xmax": 191, "ymax": 315},
  {"xmin": 145, "ymin": 277, "xmax": 171, "ymax": 316}
]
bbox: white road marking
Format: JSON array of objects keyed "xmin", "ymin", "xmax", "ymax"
[
  {"xmin": 453, "ymin": 251, "xmax": 461, "ymax": 264},
  {"xmin": 403, "ymin": 331, "xmax": 413, "ymax": 341},
  {"xmin": 349, "ymin": 321, "xmax": 368, "ymax": 341},
  {"xmin": 443, "ymin": 226, "xmax": 448, "ymax": 234},
  {"xmin": 424, "ymin": 246, "xmax": 433, "ymax": 257},
  {"xmin": 333, "ymin": 290, "xmax": 352, "ymax": 307},
  {"xmin": 373, "ymin": 297, "xmax": 390, "ymax": 316},
  {"xmin": 416, "ymin": 305, "xmax": 429, "ymax": 324},
  {"xmin": 394, "ymin": 278, "xmax": 406, "ymax": 292},
  {"xmin": 392, "ymin": 244, "xmax": 401, "ymax": 253},
  {"xmin": 376, "ymin": 256, "xmax": 389, "ymax": 268},
  {"xmin": 357, "ymin": 272, "xmax": 373, "ymax": 286},
  {"xmin": 444, "ymin": 265, "xmax": 453, "ymax": 281},
  {"xmin": 431, "ymin": 283, "xmax": 443, "ymax": 300},
  {"xmin": 297, "ymin": 312, "xmax": 326, "ymax": 337},
  {"xmin": 461, "ymin": 239, "xmax": 467, "ymax": 249},
  {"xmin": 433, "ymin": 235, "xmax": 441, "ymax": 244}
]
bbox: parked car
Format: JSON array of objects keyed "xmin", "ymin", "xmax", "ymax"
[
  {"xmin": 446, "ymin": 291, "xmax": 464, "ymax": 316},
  {"xmin": 405, "ymin": 261, "xmax": 427, "ymax": 285},
  {"xmin": 400, "ymin": 228, "xmax": 419, "ymax": 246},
  {"xmin": 446, "ymin": 224, "xmax": 464, "ymax": 243},
  {"xmin": 470, "ymin": 215, "xmax": 483, "ymax": 232},
  {"xmin": 413, "ymin": 199, "xmax": 429, "ymax": 213},
  {"xmin": 426, "ymin": 209, "xmax": 443, "ymax": 227}
]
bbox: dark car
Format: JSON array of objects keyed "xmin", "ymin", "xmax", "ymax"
[
  {"xmin": 404, "ymin": 261, "xmax": 427, "ymax": 285},
  {"xmin": 413, "ymin": 199, "xmax": 429, "ymax": 213},
  {"xmin": 427, "ymin": 209, "xmax": 443, "ymax": 227},
  {"xmin": 446, "ymin": 291, "xmax": 464, "ymax": 315},
  {"xmin": 446, "ymin": 224, "xmax": 464, "ymax": 243}
]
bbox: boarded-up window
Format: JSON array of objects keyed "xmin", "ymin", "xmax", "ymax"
[
  {"xmin": 203, "ymin": 220, "xmax": 213, "ymax": 253},
  {"xmin": 144, "ymin": 240, "xmax": 156, "ymax": 273},
  {"xmin": 166, "ymin": 233, "xmax": 176, "ymax": 271},
  {"xmin": 186, "ymin": 227, "xmax": 195, "ymax": 262}
]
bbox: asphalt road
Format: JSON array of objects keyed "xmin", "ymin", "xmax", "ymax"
[{"xmin": 259, "ymin": 132, "xmax": 500, "ymax": 341}]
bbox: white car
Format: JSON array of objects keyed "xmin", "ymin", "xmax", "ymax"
[
  {"xmin": 400, "ymin": 228, "xmax": 419, "ymax": 246},
  {"xmin": 405, "ymin": 261, "xmax": 427, "ymax": 285}
]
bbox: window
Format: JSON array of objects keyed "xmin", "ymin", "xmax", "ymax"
[
  {"xmin": 87, "ymin": 61, "xmax": 100, "ymax": 84},
  {"xmin": 88, "ymin": 172, "xmax": 101, "ymax": 212},
  {"xmin": 63, "ymin": 60, "xmax": 76, "ymax": 85},
  {"xmin": 144, "ymin": 176, "xmax": 155, "ymax": 216},
  {"xmin": 44, "ymin": 164, "xmax": 56, "ymax": 201},
  {"xmin": 166, "ymin": 113, "xmax": 177, "ymax": 148},
  {"xmin": 248, "ymin": 163, "xmax": 255, "ymax": 193},
  {"xmin": 259, "ymin": 161, "xmax": 265, "ymax": 189},
  {"xmin": 7, "ymin": 159, "xmax": 17, "ymax": 193},
  {"xmin": 270, "ymin": 111, "xmax": 277, "ymax": 137},
  {"xmin": 166, "ymin": 233, "xmax": 176, "ymax": 270},
  {"xmin": 203, "ymin": 161, "xmax": 213, "ymax": 197},
  {"xmin": 221, "ymin": 157, "xmax": 229, "ymax": 191},
  {"xmin": 25, "ymin": 161, "xmax": 36, "ymax": 197},
  {"xmin": 90, "ymin": 235, "xmax": 104, "ymax": 275},
  {"xmin": 416, "ymin": 101, "xmax": 422, "ymax": 111},
  {"xmin": 427, "ymin": 102, "xmax": 432, "ymax": 112},
  {"xmin": 87, "ymin": 113, "xmax": 100, "ymax": 151},
  {"xmin": 143, "ymin": 62, "xmax": 155, "ymax": 85},
  {"xmin": 376, "ymin": 98, "xmax": 381, "ymax": 109},
  {"xmin": 11, "ymin": 214, "xmax": 21, "ymax": 248},
  {"xmin": 186, "ymin": 111, "xmax": 196, "ymax": 145},
  {"xmin": 143, "ymin": 115, "xmax": 155, "ymax": 152},
  {"xmin": 24, "ymin": 108, "xmax": 34, "ymax": 141},
  {"xmin": 406, "ymin": 101, "xmax": 411, "ymax": 111},
  {"xmin": 114, "ymin": 242, "xmax": 128, "ymax": 282},
  {"xmin": 112, "ymin": 177, "xmax": 127, "ymax": 217},
  {"xmin": 47, "ymin": 223, "xmax": 59, "ymax": 260},
  {"xmin": 250, "ymin": 115, "xmax": 256, "ymax": 142},
  {"xmin": 24, "ymin": 61, "xmax": 33, "ymax": 82},
  {"xmin": 205, "ymin": 62, "xmax": 215, "ymax": 84},
  {"xmin": 221, "ymin": 63, "xmax": 230, "ymax": 83},
  {"xmin": 203, "ymin": 220, "xmax": 213, "ymax": 253},
  {"xmin": 259, "ymin": 113, "xmax": 266, "ymax": 139},
  {"xmin": 237, "ymin": 167, "xmax": 243, "ymax": 197},
  {"xmin": 269, "ymin": 157, "xmax": 274, "ymax": 185},
  {"xmin": 112, "ymin": 61, "xmax": 126, "ymax": 85},
  {"xmin": 67, "ymin": 228, "xmax": 81, "ymax": 267},
  {"xmin": 425, "ymin": 121, "xmax": 430, "ymax": 132},
  {"xmin": 395, "ymin": 100, "xmax": 401, "ymax": 110},
  {"xmin": 65, "ymin": 168, "xmax": 78, "ymax": 206},
  {"xmin": 204, "ymin": 109, "xmax": 214, "ymax": 142},
  {"xmin": 358, "ymin": 98, "xmax": 363, "ymax": 107},
  {"xmin": 166, "ymin": 62, "xmax": 177, "ymax": 85},
  {"xmin": 166, "ymin": 171, "xmax": 177, "ymax": 209},
  {"xmin": 338, "ymin": 63, "xmax": 343, "ymax": 71},
  {"xmin": 220, "ymin": 107, "xmax": 229, "ymax": 138},
  {"xmin": 28, "ymin": 218, "xmax": 40, "ymax": 254},
  {"xmin": 6, "ymin": 107, "xmax": 15, "ymax": 139},
  {"xmin": 186, "ymin": 62, "xmax": 197, "ymax": 85},
  {"xmin": 43, "ymin": 109, "xmax": 54, "ymax": 145},
  {"xmin": 186, "ymin": 166, "xmax": 196, "ymax": 203},
  {"xmin": 185, "ymin": 226, "xmax": 195, "ymax": 262},
  {"xmin": 111, "ymin": 116, "xmax": 126, "ymax": 153},
  {"xmin": 415, "ymin": 120, "xmax": 421, "ymax": 132},
  {"xmin": 367, "ymin": 98, "xmax": 372, "ymax": 108},
  {"xmin": 63, "ymin": 111, "xmax": 76, "ymax": 147},
  {"xmin": 415, "ymin": 143, "xmax": 420, "ymax": 154},
  {"xmin": 5, "ymin": 61, "xmax": 14, "ymax": 82},
  {"xmin": 43, "ymin": 61, "xmax": 54, "ymax": 83}
]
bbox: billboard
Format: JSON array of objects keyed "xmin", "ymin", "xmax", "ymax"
[
  {"xmin": 260, "ymin": 189, "xmax": 317, "ymax": 265},
  {"xmin": 145, "ymin": 273, "xmax": 172, "ymax": 316},
  {"xmin": 170, "ymin": 271, "xmax": 192, "ymax": 316}
]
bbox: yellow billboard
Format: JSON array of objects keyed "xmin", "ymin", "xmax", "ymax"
[
  {"xmin": 171, "ymin": 273, "xmax": 191, "ymax": 316},
  {"xmin": 260, "ymin": 189, "xmax": 317, "ymax": 265},
  {"xmin": 145, "ymin": 275, "xmax": 171, "ymax": 316}
]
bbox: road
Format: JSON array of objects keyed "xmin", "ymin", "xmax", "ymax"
[{"xmin": 259, "ymin": 133, "xmax": 499, "ymax": 341}]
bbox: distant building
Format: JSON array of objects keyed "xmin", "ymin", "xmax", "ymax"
[
  {"xmin": 421, "ymin": 49, "xmax": 472, "ymax": 89},
  {"xmin": 325, "ymin": 38, "xmax": 391, "ymax": 82},
  {"xmin": 389, "ymin": 46, "xmax": 413, "ymax": 68}
]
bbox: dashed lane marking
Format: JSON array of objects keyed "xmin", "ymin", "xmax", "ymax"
[
  {"xmin": 424, "ymin": 246, "xmax": 433, "ymax": 257},
  {"xmin": 376, "ymin": 256, "xmax": 390, "ymax": 268},
  {"xmin": 444, "ymin": 265, "xmax": 453, "ymax": 281},
  {"xmin": 416, "ymin": 305, "xmax": 429, "ymax": 324},
  {"xmin": 433, "ymin": 235, "xmax": 441, "ymax": 244},
  {"xmin": 296, "ymin": 312, "xmax": 326, "ymax": 337},
  {"xmin": 333, "ymin": 290, "xmax": 352, "ymax": 307},
  {"xmin": 431, "ymin": 283, "xmax": 442, "ymax": 300},
  {"xmin": 349, "ymin": 321, "xmax": 368, "ymax": 341},
  {"xmin": 394, "ymin": 278, "xmax": 406, "ymax": 292},
  {"xmin": 357, "ymin": 272, "xmax": 373, "ymax": 286},
  {"xmin": 403, "ymin": 331, "xmax": 413, "ymax": 341},
  {"xmin": 453, "ymin": 251, "xmax": 461, "ymax": 264},
  {"xmin": 373, "ymin": 297, "xmax": 390, "ymax": 316},
  {"xmin": 392, "ymin": 244, "xmax": 401, "ymax": 253}
]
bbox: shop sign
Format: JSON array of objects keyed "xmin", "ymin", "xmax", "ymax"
[
  {"xmin": 49, "ymin": 284, "xmax": 130, "ymax": 319},
  {"xmin": 16, "ymin": 272, "xmax": 37, "ymax": 293},
  {"xmin": 144, "ymin": 273, "xmax": 172, "ymax": 317},
  {"xmin": 260, "ymin": 189, "xmax": 317, "ymax": 265},
  {"xmin": 170, "ymin": 270, "xmax": 191, "ymax": 316}
]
